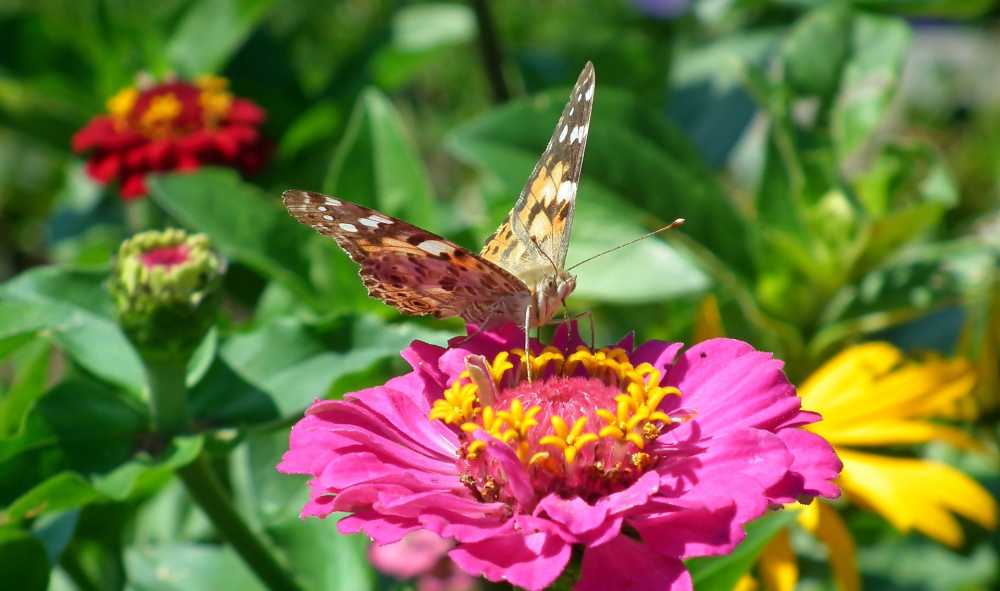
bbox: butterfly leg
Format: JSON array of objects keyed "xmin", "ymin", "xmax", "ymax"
[
  {"xmin": 550, "ymin": 309, "xmax": 595, "ymax": 348},
  {"xmin": 524, "ymin": 301, "xmax": 533, "ymax": 383}
]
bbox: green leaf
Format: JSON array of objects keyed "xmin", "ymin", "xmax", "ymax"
[
  {"xmin": 166, "ymin": 0, "xmax": 276, "ymax": 76},
  {"xmin": 781, "ymin": 4, "xmax": 851, "ymax": 99},
  {"xmin": 832, "ymin": 14, "xmax": 911, "ymax": 162},
  {"xmin": 0, "ymin": 267, "xmax": 145, "ymax": 395},
  {"xmin": 221, "ymin": 316, "xmax": 451, "ymax": 416},
  {"xmin": 853, "ymin": 0, "xmax": 996, "ymax": 19},
  {"xmin": 0, "ymin": 340, "xmax": 51, "ymax": 437},
  {"xmin": 269, "ymin": 518, "xmax": 375, "ymax": 591},
  {"xmin": 686, "ymin": 510, "xmax": 798, "ymax": 591},
  {"xmin": 125, "ymin": 543, "xmax": 267, "ymax": 591},
  {"xmin": 325, "ymin": 89, "xmax": 440, "ymax": 229},
  {"xmin": 0, "ymin": 527, "xmax": 50, "ymax": 591},
  {"xmin": 392, "ymin": 3, "xmax": 475, "ymax": 51},
  {"xmin": 2, "ymin": 436, "xmax": 202, "ymax": 522},
  {"xmin": 812, "ymin": 241, "xmax": 998, "ymax": 358},
  {"xmin": 148, "ymin": 170, "xmax": 319, "ymax": 306}
]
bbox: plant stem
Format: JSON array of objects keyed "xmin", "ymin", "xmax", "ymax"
[
  {"xmin": 471, "ymin": 0, "xmax": 510, "ymax": 103},
  {"xmin": 178, "ymin": 454, "xmax": 303, "ymax": 591},
  {"xmin": 142, "ymin": 353, "xmax": 303, "ymax": 591},
  {"xmin": 143, "ymin": 354, "xmax": 190, "ymax": 435}
]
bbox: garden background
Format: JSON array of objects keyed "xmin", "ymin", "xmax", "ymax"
[{"xmin": 1, "ymin": 0, "xmax": 998, "ymax": 590}]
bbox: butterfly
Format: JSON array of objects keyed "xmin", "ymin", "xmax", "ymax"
[{"xmin": 283, "ymin": 62, "xmax": 595, "ymax": 333}]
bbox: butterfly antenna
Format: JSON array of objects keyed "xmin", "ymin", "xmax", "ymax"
[{"xmin": 566, "ymin": 218, "xmax": 685, "ymax": 272}]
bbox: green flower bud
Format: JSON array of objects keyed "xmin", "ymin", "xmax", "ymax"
[{"xmin": 111, "ymin": 228, "xmax": 223, "ymax": 360}]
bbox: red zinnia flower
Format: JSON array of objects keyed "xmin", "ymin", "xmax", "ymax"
[{"xmin": 72, "ymin": 75, "xmax": 269, "ymax": 200}]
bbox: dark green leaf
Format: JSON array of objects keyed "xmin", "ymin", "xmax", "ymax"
[{"xmin": 0, "ymin": 527, "xmax": 50, "ymax": 591}]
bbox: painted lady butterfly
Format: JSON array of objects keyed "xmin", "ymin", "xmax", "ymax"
[{"xmin": 283, "ymin": 62, "xmax": 596, "ymax": 332}]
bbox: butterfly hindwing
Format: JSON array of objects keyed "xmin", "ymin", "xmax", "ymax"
[
  {"xmin": 283, "ymin": 190, "xmax": 528, "ymax": 324},
  {"xmin": 481, "ymin": 61, "xmax": 595, "ymax": 279}
]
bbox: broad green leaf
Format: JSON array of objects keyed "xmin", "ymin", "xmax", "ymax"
[
  {"xmin": 221, "ymin": 315, "xmax": 451, "ymax": 416},
  {"xmin": 686, "ymin": 510, "xmax": 798, "ymax": 591},
  {"xmin": 392, "ymin": 3, "xmax": 475, "ymax": 51},
  {"xmin": 32, "ymin": 510, "xmax": 79, "ymax": 563},
  {"xmin": 148, "ymin": 170, "xmax": 319, "ymax": 306},
  {"xmin": 125, "ymin": 543, "xmax": 267, "ymax": 591},
  {"xmin": 166, "ymin": 0, "xmax": 276, "ymax": 76},
  {"xmin": 832, "ymin": 14, "xmax": 911, "ymax": 162},
  {"xmin": 812, "ymin": 241, "xmax": 998, "ymax": 358},
  {"xmin": 781, "ymin": 4, "xmax": 851, "ymax": 99},
  {"xmin": 325, "ymin": 89, "xmax": 440, "ymax": 229},
  {"xmin": 0, "ymin": 527, "xmax": 50, "ymax": 591},
  {"xmin": 0, "ymin": 267, "xmax": 145, "ymax": 394},
  {"xmin": 269, "ymin": 518, "xmax": 375, "ymax": 591},
  {"xmin": 2, "ymin": 436, "xmax": 202, "ymax": 522},
  {"xmin": 0, "ymin": 339, "xmax": 51, "ymax": 437}
]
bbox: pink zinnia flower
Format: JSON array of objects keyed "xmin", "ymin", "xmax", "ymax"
[
  {"xmin": 72, "ymin": 75, "xmax": 269, "ymax": 200},
  {"xmin": 279, "ymin": 325, "xmax": 841, "ymax": 590}
]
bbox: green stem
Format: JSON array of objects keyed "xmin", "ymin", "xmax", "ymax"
[
  {"xmin": 470, "ymin": 0, "xmax": 510, "ymax": 103},
  {"xmin": 142, "ymin": 353, "xmax": 303, "ymax": 591},
  {"xmin": 143, "ymin": 354, "xmax": 190, "ymax": 435},
  {"xmin": 178, "ymin": 454, "xmax": 303, "ymax": 591}
]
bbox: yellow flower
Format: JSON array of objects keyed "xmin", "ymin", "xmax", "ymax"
[{"xmin": 751, "ymin": 343, "xmax": 997, "ymax": 591}]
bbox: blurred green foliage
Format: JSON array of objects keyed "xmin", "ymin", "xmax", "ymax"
[{"xmin": 1, "ymin": 1, "xmax": 998, "ymax": 590}]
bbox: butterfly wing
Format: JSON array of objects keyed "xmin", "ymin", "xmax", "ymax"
[
  {"xmin": 481, "ymin": 62, "xmax": 595, "ymax": 279},
  {"xmin": 283, "ymin": 190, "xmax": 529, "ymax": 324}
]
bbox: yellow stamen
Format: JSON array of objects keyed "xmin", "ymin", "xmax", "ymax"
[
  {"xmin": 539, "ymin": 416, "xmax": 599, "ymax": 464},
  {"xmin": 107, "ymin": 87, "xmax": 138, "ymax": 119},
  {"xmin": 140, "ymin": 93, "xmax": 182, "ymax": 135}
]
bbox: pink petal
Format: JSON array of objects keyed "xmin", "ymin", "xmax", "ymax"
[
  {"xmin": 667, "ymin": 339, "xmax": 802, "ymax": 433},
  {"xmin": 448, "ymin": 529, "xmax": 571, "ymax": 591},
  {"xmin": 576, "ymin": 535, "xmax": 691, "ymax": 591},
  {"xmin": 771, "ymin": 429, "xmax": 841, "ymax": 501}
]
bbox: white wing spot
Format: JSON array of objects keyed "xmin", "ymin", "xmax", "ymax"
[
  {"xmin": 318, "ymin": 206, "xmax": 327, "ymax": 212},
  {"xmin": 569, "ymin": 126, "xmax": 581, "ymax": 143},
  {"xmin": 557, "ymin": 180, "xmax": 577, "ymax": 203},
  {"xmin": 370, "ymin": 214, "xmax": 394, "ymax": 225},
  {"xmin": 584, "ymin": 83, "xmax": 594, "ymax": 101},
  {"xmin": 417, "ymin": 240, "xmax": 454, "ymax": 256},
  {"xmin": 322, "ymin": 215, "xmax": 334, "ymax": 221},
  {"xmin": 559, "ymin": 125, "xmax": 568, "ymax": 142},
  {"xmin": 325, "ymin": 197, "xmax": 342, "ymax": 207},
  {"xmin": 339, "ymin": 223, "xmax": 358, "ymax": 232}
]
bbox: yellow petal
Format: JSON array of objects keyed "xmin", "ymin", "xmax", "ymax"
[
  {"xmin": 798, "ymin": 343, "xmax": 901, "ymax": 414},
  {"xmin": 838, "ymin": 449, "xmax": 997, "ymax": 547},
  {"xmin": 810, "ymin": 419, "xmax": 982, "ymax": 450},
  {"xmin": 693, "ymin": 293, "xmax": 726, "ymax": 342},
  {"xmin": 799, "ymin": 344, "xmax": 976, "ymax": 428},
  {"xmin": 799, "ymin": 502, "xmax": 860, "ymax": 591},
  {"xmin": 733, "ymin": 574, "xmax": 758, "ymax": 591},
  {"xmin": 758, "ymin": 529, "xmax": 797, "ymax": 591}
]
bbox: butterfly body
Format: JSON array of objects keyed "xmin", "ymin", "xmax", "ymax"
[{"xmin": 283, "ymin": 62, "xmax": 595, "ymax": 332}]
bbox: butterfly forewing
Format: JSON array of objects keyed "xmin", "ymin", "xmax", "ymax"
[
  {"xmin": 283, "ymin": 190, "xmax": 528, "ymax": 325},
  {"xmin": 480, "ymin": 61, "xmax": 595, "ymax": 279}
]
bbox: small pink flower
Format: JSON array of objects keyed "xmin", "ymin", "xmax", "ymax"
[
  {"xmin": 370, "ymin": 530, "xmax": 478, "ymax": 591},
  {"xmin": 279, "ymin": 325, "xmax": 841, "ymax": 590}
]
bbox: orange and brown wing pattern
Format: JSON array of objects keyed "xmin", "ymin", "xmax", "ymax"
[
  {"xmin": 283, "ymin": 190, "xmax": 528, "ymax": 324},
  {"xmin": 481, "ymin": 62, "xmax": 595, "ymax": 277}
]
